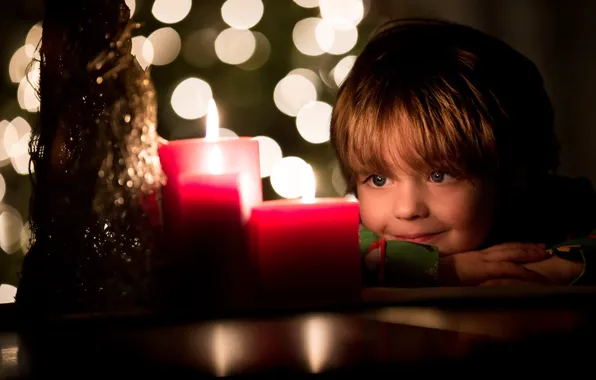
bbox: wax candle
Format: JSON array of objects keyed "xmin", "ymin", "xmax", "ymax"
[
  {"xmin": 250, "ymin": 166, "xmax": 361, "ymax": 310},
  {"xmin": 157, "ymin": 100, "xmax": 261, "ymax": 313}
]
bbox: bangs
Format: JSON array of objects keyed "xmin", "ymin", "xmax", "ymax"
[{"xmin": 341, "ymin": 76, "xmax": 500, "ymax": 180}]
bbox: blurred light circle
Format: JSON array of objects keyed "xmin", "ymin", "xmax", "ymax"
[
  {"xmin": 270, "ymin": 156, "xmax": 312, "ymax": 198},
  {"xmin": 0, "ymin": 284, "xmax": 17, "ymax": 304},
  {"xmin": 332, "ymin": 55, "xmax": 356, "ymax": 86},
  {"xmin": 25, "ymin": 23, "xmax": 42, "ymax": 58},
  {"xmin": 273, "ymin": 74, "xmax": 317, "ymax": 117},
  {"xmin": 296, "ymin": 101, "xmax": 332, "ymax": 144},
  {"xmin": 11, "ymin": 150, "xmax": 31, "ymax": 175},
  {"xmin": 319, "ymin": 0, "xmax": 364, "ymax": 30},
  {"xmin": 326, "ymin": 25, "xmax": 358, "ymax": 55},
  {"xmin": 294, "ymin": 0, "xmax": 319, "ymax": 8},
  {"xmin": 215, "ymin": 28, "xmax": 256, "ymax": 65},
  {"xmin": 238, "ymin": 31, "xmax": 271, "ymax": 71},
  {"xmin": 293, "ymin": 18, "xmax": 334, "ymax": 56},
  {"xmin": 252, "ymin": 136, "xmax": 282, "ymax": 178},
  {"xmin": 17, "ymin": 77, "xmax": 40, "ymax": 113},
  {"xmin": 221, "ymin": 0, "xmax": 264, "ymax": 30},
  {"xmin": 219, "ymin": 128, "xmax": 239, "ymax": 138},
  {"xmin": 4, "ymin": 117, "xmax": 31, "ymax": 158},
  {"xmin": 21, "ymin": 221, "xmax": 32, "ymax": 254},
  {"xmin": 0, "ymin": 205, "xmax": 23, "ymax": 254},
  {"xmin": 9, "ymin": 46, "xmax": 30, "ymax": 83},
  {"xmin": 131, "ymin": 36, "xmax": 154, "ymax": 70},
  {"xmin": 171, "ymin": 78, "xmax": 213, "ymax": 120},
  {"xmin": 0, "ymin": 121, "xmax": 10, "ymax": 162},
  {"xmin": 331, "ymin": 161, "xmax": 348, "ymax": 195},
  {"xmin": 147, "ymin": 27, "xmax": 181, "ymax": 66},
  {"xmin": 152, "ymin": 0, "xmax": 192, "ymax": 24},
  {"xmin": 0, "ymin": 174, "xmax": 5, "ymax": 203},
  {"xmin": 288, "ymin": 68, "xmax": 323, "ymax": 94},
  {"xmin": 125, "ymin": 0, "xmax": 136, "ymax": 17},
  {"xmin": 182, "ymin": 29, "xmax": 218, "ymax": 68}
]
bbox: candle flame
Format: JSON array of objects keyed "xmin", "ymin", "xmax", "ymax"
[
  {"xmin": 302, "ymin": 164, "xmax": 316, "ymax": 202},
  {"xmin": 208, "ymin": 145, "xmax": 223, "ymax": 174},
  {"xmin": 206, "ymin": 98, "xmax": 219, "ymax": 141}
]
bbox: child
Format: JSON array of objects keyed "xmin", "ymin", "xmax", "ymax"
[{"xmin": 330, "ymin": 18, "xmax": 596, "ymax": 287}]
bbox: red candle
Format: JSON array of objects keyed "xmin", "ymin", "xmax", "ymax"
[
  {"xmin": 157, "ymin": 100, "xmax": 261, "ymax": 313},
  {"xmin": 250, "ymin": 167, "xmax": 361, "ymax": 309}
]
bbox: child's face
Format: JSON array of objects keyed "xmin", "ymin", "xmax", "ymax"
[{"xmin": 357, "ymin": 157, "xmax": 496, "ymax": 255}]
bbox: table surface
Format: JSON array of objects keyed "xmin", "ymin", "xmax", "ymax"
[{"xmin": 1, "ymin": 286, "xmax": 596, "ymax": 379}]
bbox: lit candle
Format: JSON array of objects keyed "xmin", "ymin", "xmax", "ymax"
[
  {"xmin": 249, "ymin": 166, "xmax": 361, "ymax": 310},
  {"xmin": 157, "ymin": 100, "xmax": 261, "ymax": 313}
]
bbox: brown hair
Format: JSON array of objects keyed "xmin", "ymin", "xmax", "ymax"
[{"xmin": 330, "ymin": 18, "xmax": 559, "ymax": 194}]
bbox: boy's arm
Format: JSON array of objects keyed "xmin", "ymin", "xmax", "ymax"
[{"xmin": 360, "ymin": 226, "xmax": 439, "ymax": 287}]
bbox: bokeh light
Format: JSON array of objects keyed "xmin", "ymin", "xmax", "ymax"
[
  {"xmin": 0, "ymin": 204, "xmax": 23, "ymax": 255},
  {"xmin": 273, "ymin": 74, "xmax": 317, "ymax": 117},
  {"xmin": 270, "ymin": 156, "xmax": 313, "ymax": 199},
  {"xmin": 152, "ymin": 0, "xmax": 192, "ymax": 24},
  {"xmin": 238, "ymin": 31, "xmax": 271, "ymax": 71},
  {"xmin": 147, "ymin": 27, "xmax": 181, "ymax": 66},
  {"xmin": 215, "ymin": 28, "xmax": 256, "ymax": 65},
  {"xmin": 296, "ymin": 101, "xmax": 332, "ymax": 144},
  {"xmin": 319, "ymin": 0, "xmax": 364, "ymax": 30},
  {"xmin": 294, "ymin": 0, "xmax": 319, "ymax": 8},
  {"xmin": 331, "ymin": 161, "xmax": 348, "ymax": 195},
  {"xmin": 171, "ymin": 77, "xmax": 213, "ymax": 120},
  {"xmin": 292, "ymin": 18, "xmax": 334, "ymax": 56},
  {"xmin": 0, "ymin": 284, "xmax": 17, "ymax": 304},
  {"xmin": 218, "ymin": 128, "xmax": 238, "ymax": 138},
  {"xmin": 332, "ymin": 55, "xmax": 356, "ymax": 86},
  {"xmin": 288, "ymin": 68, "xmax": 323, "ymax": 93},
  {"xmin": 131, "ymin": 36, "xmax": 155, "ymax": 70},
  {"xmin": 252, "ymin": 136, "xmax": 282, "ymax": 178},
  {"xmin": 9, "ymin": 46, "xmax": 30, "ymax": 84},
  {"xmin": 25, "ymin": 23, "xmax": 42, "ymax": 58},
  {"xmin": 326, "ymin": 26, "xmax": 358, "ymax": 55},
  {"xmin": 21, "ymin": 221, "xmax": 32, "ymax": 254},
  {"xmin": 221, "ymin": 0, "xmax": 264, "ymax": 30},
  {"xmin": 0, "ymin": 174, "xmax": 5, "ymax": 203},
  {"xmin": 125, "ymin": 0, "xmax": 136, "ymax": 17}
]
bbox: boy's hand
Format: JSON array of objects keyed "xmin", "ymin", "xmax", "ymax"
[{"xmin": 438, "ymin": 242, "xmax": 550, "ymax": 286}]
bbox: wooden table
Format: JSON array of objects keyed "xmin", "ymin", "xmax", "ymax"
[{"xmin": 1, "ymin": 286, "xmax": 596, "ymax": 378}]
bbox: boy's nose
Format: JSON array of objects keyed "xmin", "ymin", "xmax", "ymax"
[{"xmin": 392, "ymin": 183, "xmax": 429, "ymax": 221}]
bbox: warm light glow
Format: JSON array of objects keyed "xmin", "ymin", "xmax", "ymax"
[
  {"xmin": 270, "ymin": 156, "xmax": 312, "ymax": 199},
  {"xmin": 206, "ymin": 99, "xmax": 219, "ymax": 140},
  {"xmin": 125, "ymin": 0, "xmax": 136, "ymax": 17},
  {"xmin": 0, "ymin": 284, "xmax": 17, "ymax": 304},
  {"xmin": 214, "ymin": 28, "xmax": 256, "ymax": 65},
  {"xmin": 273, "ymin": 74, "xmax": 317, "ymax": 117},
  {"xmin": 206, "ymin": 100, "xmax": 222, "ymax": 174},
  {"xmin": 319, "ymin": 0, "xmax": 364, "ymax": 30},
  {"xmin": 147, "ymin": 27, "xmax": 181, "ymax": 66},
  {"xmin": 152, "ymin": 0, "xmax": 192, "ymax": 24},
  {"xmin": 252, "ymin": 136, "xmax": 282, "ymax": 178},
  {"xmin": 171, "ymin": 78, "xmax": 213, "ymax": 120},
  {"xmin": 0, "ymin": 205, "xmax": 23, "ymax": 255},
  {"xmin": 296, "ymin": 101, "xmax": 332, "ymax": 144},
  {"xmin": 208, "ymin": 145, "xmax": 223, "ymax": 175},
  {"xmin": 294, "ymin": 0, "xmax": 319, "ymax": 8},
  {"xmin": 304, "ymin": 316, "xmax": 331, "ymax": 373},
  {"xmin": 332, "ymin": 55, "xmax": 356, "ymax": 86},
  {"xmin": 210, "ymin": 323, "xmax": 244, "ymax": 377},
  {"xmin": 302, "ymin": 164, "xmax": 316, "ymax": 202},
  {"xmin": 293, "ymin": 18, "xmax": 334, "ymax": 56},
  {"xmin": 221, "ymin": 0, "xmax": 264, "ymax": 30}
]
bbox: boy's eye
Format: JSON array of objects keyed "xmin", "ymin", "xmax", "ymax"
[
  {"xmin": 365, "ymin": 175, "xmax": 392, "ymax": 188},
  {"xmin": 429, "ymin": 171, "xmax": 454, "ymax": 184}
]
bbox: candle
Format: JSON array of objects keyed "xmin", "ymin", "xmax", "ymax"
[
  {"xmin": 250, "ymin": 166, "xmax": 361, "ymax": 310},
  {"xmin": 157, "ymin": 100, "xmax": 261, "ymax": 313}
]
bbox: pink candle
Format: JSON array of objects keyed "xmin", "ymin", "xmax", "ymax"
[
  {"xmin": 157, "ymin": 100, "xmax": 261, "ymax": 312},
  {"xmin": 250, "ymin": 167, "xmax": 361, "ymax": 309}
]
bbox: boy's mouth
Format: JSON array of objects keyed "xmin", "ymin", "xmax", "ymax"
[{"xmin": 387, "ymin": 232, "xmax": 444, "ymax": 244}]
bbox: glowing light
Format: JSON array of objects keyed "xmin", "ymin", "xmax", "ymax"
[
  {"xmin": 270, "ymin": 156, "xmax": 313, "ymax": 199},
  {"xmin": 252, "ymin": 136, "xmax": 282, "ymax": 178},
  {"xmin": 304, "ymin": 316, "xmax": 331, "ymax": 373},
  {"xmin": 296, "ymin": 101, "xmax": 332, "ymax": 144},
  {"xmin": 0, "ymin": 206, "xmax": 23, "ymax": 255},
  {"xmin": 0, "ymin": 284, "xmax": 17, "ymax": 304},
  {"xmin": 273, "ymin": 74, "xmax": 317, "ymax": 117},
  {"xmin": 206, "ymin": 99, "xmax": 219, "ymax": 140},
  {"xmin": 293, "ymin": 18, "xmax": 334, "ymax": 56},
  {"xmin": 332, "ymin": 55, "xmax": 357, "ymax": 86},
  {"xmin": 131, "ymin": 36, "xmax": 155, "ymax": 70},
  {"xmin": 215, "ymin": 28, "xmax": 256, "ymax": 65},
  {"xmin": 171, "ymin": 77, "xmax": 213, "ymax": 120},
  {"xmin": 9, "ymin": 46, "xmax": 30, "ymax": 84},
  {"xmin": 152, "ymin": 0, "xmax": 192, "ymax": 24},
  {"xmin": 25, "ymin": 23, "xmax": 42, "ymax": 58},
  {"xmin": 147, "ymin": 27, "xmax": 181, "ymax": 66},
  {"xmin": 125, "ymin": 0, "xmax": 136, "ymax": 17},
  {"xmin": 294, "ymin": 0, "xmax": 319, "ymax": 8},
  {"xmin": 221, "ymin": 0, "xmax": 264, "ymax": 30},
  {"xmin": 319, "ymin": 0, "xmax": 364, "ymax": 30},
  {"xmin": 0, "ymin": 174, "xmax": 5, "ymax": 203}
]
